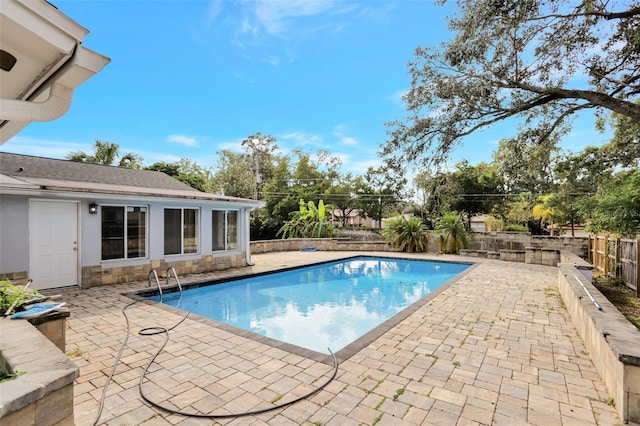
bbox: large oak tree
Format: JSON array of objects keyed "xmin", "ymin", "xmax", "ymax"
[{"xmin": 383, "ymin": 0, "xmax": 640, "ymax": 168}]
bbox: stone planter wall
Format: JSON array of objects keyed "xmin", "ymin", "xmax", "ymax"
[
  {"xmin": 251, "ymin": 233, "xmax": 589, "ymax": 260},
  {"xmin": 468, "ymin": 232, "xmax": 589, "ymax": 258},
  {"xmin": 28, "ymin": 311, "xmax": 70, "ymax": 352},
  {"xmin": 557, "ymin": 263, "xmax": 640, "ymax": 424},
  {"xmin": 0, "ymin": 320, "xmax": 78, "ymax": 425},
  {"xmin": 251, "ymin": 238, "xmax": 395, "ymax": 254}
]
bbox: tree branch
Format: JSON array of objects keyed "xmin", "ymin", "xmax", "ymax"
[
  {"xmin": 534, "ymin": 6, "xmax": 640, "ymax": 21},
  {"xmin": 507, "ymin": 82, "xmax": 640, "ymax": 122}
]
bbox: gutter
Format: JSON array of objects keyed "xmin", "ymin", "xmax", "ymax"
[
  {"xmin": 0, "ymin": 43, "xmax": 78, "ymax": 125},
  {"xmin": 0, "ymin": 83, "xmax": 73, "ymax": 122}
]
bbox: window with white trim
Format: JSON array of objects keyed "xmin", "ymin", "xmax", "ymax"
[
  {"xmin": 212, "ymin": 210, "xmax": 238, "ymax": 251},
  {"xmin": 164, "ymin": 208, "xmax": 199, "ymax": 255},
  {"xmin": 101, "ymin": 206, "xmax": 147, "ymax": 260}
]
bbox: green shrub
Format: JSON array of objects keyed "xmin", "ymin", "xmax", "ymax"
[
  {"xmin": 504, "ymin": 224, "xmax": 528, "ymax": 232},
  {"xmin": 382, "ymin": 216, "xmax": 430, "ymax": 253},
  {"xmin": 435, "ymin": 213, "xmax": 469, "ymax": 254},
  {"xmin": 278, "ymin": 199, "xmax": 337, "ymax": 239}
]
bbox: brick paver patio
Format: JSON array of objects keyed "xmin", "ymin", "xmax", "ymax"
[{"xmin": 56, "ymin": 252, "xmax": 622, "ymax": 425}]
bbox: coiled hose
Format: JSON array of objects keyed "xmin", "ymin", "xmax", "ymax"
[{"xmin": 92, "ymin": 300, "xmax": 339, "ymax": 425}]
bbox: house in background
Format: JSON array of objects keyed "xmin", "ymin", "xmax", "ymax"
[
  {"xmin": 331, "ymin": 209, "xmax": 377, "ymax": 228},
  {"xmin": 0, "ymin": 153, "xmax": 262, "ymax": 290}
]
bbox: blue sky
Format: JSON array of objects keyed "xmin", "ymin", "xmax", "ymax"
[{"xmin": 1, "ymin": 0, "xmax": 612, "ymax": 176}]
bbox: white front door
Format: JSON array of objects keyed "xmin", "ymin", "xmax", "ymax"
[{"xmin": 29, "ymin": 200, "xmax": 79, "ymax": 289}]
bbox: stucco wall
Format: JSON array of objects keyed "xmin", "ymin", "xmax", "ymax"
[
  {"xmin": 0, "ymin": 195, "xmax": 29, "ymax": 276},
  {"xmin": 1, "ymin": 193, "xmax": 253, "ymax": 288}
]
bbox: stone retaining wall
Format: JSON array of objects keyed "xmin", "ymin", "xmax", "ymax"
[
  {"xmin": 557, "ymin": 263, "xmax": 640, "ymax": 423},
  {"xmin": 0, "ymin": 320, "xmax": 78, "ymax": 425},
  {"xmin": 460, "ymin": 247, "xmax": 562, "ymax": 266},
  {"xmin": 251, "ymin": 238, "xmax": 395, "ymax": 254},
  {"xmin": 251, "ymin": 233, "xmax": 589, "ymax": 260},
  {"xmin": 469, "ymin": 232, "xmax": 588, "ymax": 258}
]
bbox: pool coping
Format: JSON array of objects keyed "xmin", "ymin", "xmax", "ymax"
[{"xmin": 124, "ymin": 255, "xmax": 478, "ymax": 364}]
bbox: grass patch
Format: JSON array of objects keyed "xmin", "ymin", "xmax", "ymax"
[
  {"xmin": 603, "ymin": 396, "xmax": 616, "ymax": 407},
  {"xmin": 364, "ymin": 379, "xmax": 384, "ymax": 395},
  {"xmin": 374, "ymin": 396, "xmax": 386, "ymax": 410},
  {"xmin": 393, "ymin": 388, "xmax": 405, "ymax": 401},
  {"xmin": 0, "ymin": 370, "xmax": 26, "ymax": 383},
  {"xmin": 371, "ymin": 413, "xmax": 384, "ymax": 426},
  {"xmin": 592, "ymin": 277, "xmax": 640, "ymax": 330},
  {"xmin": 65, "ymin": 348, "xmax": 85, "ymax": 358},
  {"xmin": 403, "ymin": 403, "xmax": 413, "ymax": 418}
]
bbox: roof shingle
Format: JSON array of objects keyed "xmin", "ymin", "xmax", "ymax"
[{"xmin": 0, "ymin": 152, "xmax": 194, "ymax": 191}]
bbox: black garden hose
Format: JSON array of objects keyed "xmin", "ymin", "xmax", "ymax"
[{"xmin": 92, "ymin": 300, "xmax": 339, "ymax": 425}]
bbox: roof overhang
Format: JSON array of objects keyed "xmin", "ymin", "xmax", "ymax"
[
  {"xmin": 0, "ymin": 0, "xmax": 110, "ymax": 144},
  {"xmin": 0, "ymin": 174, "xmax": 265, "ymax": 209}
]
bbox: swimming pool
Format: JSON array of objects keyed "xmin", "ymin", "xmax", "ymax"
[{"xmin": 150, "ymin": 256, "xmax": 471, "ymax": 354}]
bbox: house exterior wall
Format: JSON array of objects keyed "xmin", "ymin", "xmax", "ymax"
[
  {"xmin": 1, "ymin": 194, "xmax": 254, "ymax": 288},
  {"xmin": 0, "ymin": 194, "xmax": 29, "ymax": 280},
  {"xmin": 79, "ymin": 199, "xmax": 252, "ymax": 288}
]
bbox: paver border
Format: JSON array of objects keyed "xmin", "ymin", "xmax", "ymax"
[{"xmin": 123, "ymin": 255, "xmax": 478, "ymax": 363}]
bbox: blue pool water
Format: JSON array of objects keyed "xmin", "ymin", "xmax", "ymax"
[{"xmin": 151, "ymin": 256, "xmax": 470, "ymax": 353}]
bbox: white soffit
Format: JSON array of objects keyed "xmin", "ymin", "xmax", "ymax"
[{"xmin": 0, "ymin": 0, "xmax": 110, "ymax": 144}]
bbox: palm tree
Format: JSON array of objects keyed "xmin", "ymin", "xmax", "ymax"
[
  {"xmin": 435, "ymin": 213, "xmax": 469, "ymax": 254},
  {"xmin": 66, "ymin": 139, "xmax": 142, "ymax": 168},
  {"xmin": 532, "ymin": 195, "xmax": 556, "ymax": 236},
  {"xmin": 382, "ymin": 216, "xmax": 430, "ymax": 253}
]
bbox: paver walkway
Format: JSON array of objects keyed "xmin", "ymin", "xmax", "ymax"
[{"xmin": 56, "ymin": 252, "xmax": 622, "ymax": 425}]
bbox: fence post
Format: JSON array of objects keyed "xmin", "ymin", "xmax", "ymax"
[
  {"xmin": 615, "ymin": 236, "xmax": 621, "ymax": 277},
  {"xmin": 636, "ymin": 236, "xmax": 640, "ymax": 297},
  {"xmin": 603, "ymin": 234, "xmax": 609, "ymax": 276}
]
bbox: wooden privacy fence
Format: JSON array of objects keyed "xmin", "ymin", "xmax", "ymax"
[{"xmin": 588, "ymin": 234, "xmax": 639, "ymax": 296}]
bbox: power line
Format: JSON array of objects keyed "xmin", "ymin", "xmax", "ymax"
[{"xmin": 259, "ymin": 192, "xmax": 400, "ymax": 199}]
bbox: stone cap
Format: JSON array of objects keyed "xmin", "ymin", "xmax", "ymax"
[
  {"xmin": 0, "ymin": 319, "xmax": 78, "ymax": 417},
  {"xmin": 558, "ymin": 264, "xmax": 640, "ymax": 367}
]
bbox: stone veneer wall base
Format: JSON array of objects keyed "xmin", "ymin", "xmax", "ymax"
[{"xmin": 82, "ymin": 252, "xmax": 247, "ymax": 288}]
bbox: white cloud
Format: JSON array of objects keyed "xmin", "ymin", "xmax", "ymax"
[
  {"xmin": 281, "ymin": 131, "xmax": 323, "ymax": 146},
  {"xmin": 331, "ymin": 125, "xmax": 358, "ymax": 146},
  {"xmin": 0, "ymin": 136, "xmax": 90, "ymax": 159},
  {"xmin": 205, "ymin": 0, "xmax": 224, "ymax": 25},
  {"xmin": 216, "ymin": 139, "xmax": 244, "ymax": 152},
  {"xmin": 227, "ymin": 1, "xmax": 394, "ymax": 65},
  {"xmin": 252, "ymin": 0, "xmax": 341, "ymax": 35},
  {"xmin": 167, "ymin": 134, "xmax": 198, "ymax": 147},
  {"xmin": 350, "ymin": 158, "xmax": 382, "ymax": 174},
  {"xmin": 136, "ymin": 151, "xmax": 183, "ymax": 166}
]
